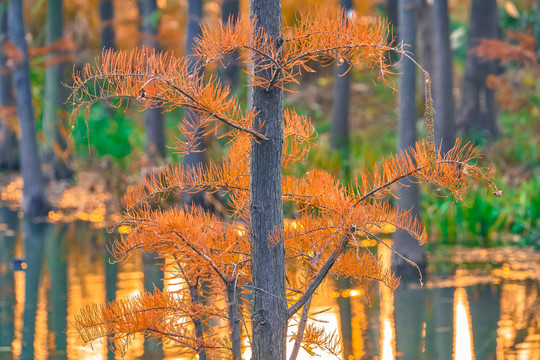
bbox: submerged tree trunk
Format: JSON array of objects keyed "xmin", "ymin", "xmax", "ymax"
[
  {"xmin": 139, "ymin": 0, "xmax": 165, "ymax": 160},
  {"xmin": 8, "ymin": 0, "xmax": 50, "ymax": 217},
  {"xmin": 43, "ymin": 0, "xmax": 72, "ymax": 180},
  {"xmin": 100, "ymin": 0, "xmax": 116, "ymax": 51},
  {"xmin": 249, "ymin": 1, "xmax": 286, "ymax": 359},
  {"xmin": 457, "ymin": 0, "xmax": 500, "ymax": 139},
  {"xmin": 221, "ymin": 0, "xmax": 240, "ymax": 90},
  {"xmin": 393, "ymin": 0, "xmax": 425, "ymax": 273},
  {"xmin": 0, "ymin": 5, "xmax": 18, "ymax": 170},
  {"xmin": 331, "ymin": 0, "xmax": 353, "ymax": 175},
  {"xmin": 432, "ymin": 0, "xmax": 455, "ymax": 154}
]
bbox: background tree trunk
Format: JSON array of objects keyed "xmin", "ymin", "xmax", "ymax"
[
  {"xmin": 139, "ymin": 0, "xmax": 165, "ymax": 160},
  {"xmin": 221, "ymin": 0, "xmax": 240, "ymax": 90},
  {"xmin": 100, "ymin": 0, "xmax": 116, "ymax": 51},
  {"xmin": 8, "ymin": 0, "xmax": 50, "ymax": 217},
  {"xmin": 415, "ymin": 0, "xmax": 434, "ymax": 99},
  {"xmin": 393, "ymin": 0, "xmax": 425, "ymax": 274},
  {"xmin": 43, "ymin": 0, "xmax": 72, "ymax": 180},
  {"xmin": 432, "ymin": 0, "xmax": 455, "ymax": 154},
  {"xmin": 249, "ymin": 1, "xmax": 286, "ymax": 359},
  {"xmin": 181, "ymin": 0, "xmax": 206, "ymax": 208},
  {"xmin": 0, "ymin": 5, "xmax": 18, "ymax": 170},
  {"xmin": 457, "ymin": 0, "xmax": 500, "ymax": 139},
  {"xmin": 331, "ymin": 0, "xmax": 353, "ymax": 175}
]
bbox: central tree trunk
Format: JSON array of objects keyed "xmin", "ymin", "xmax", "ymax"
[{"xmin": 249, "ymin": 1, "xmax": 286, "ymax": 360}]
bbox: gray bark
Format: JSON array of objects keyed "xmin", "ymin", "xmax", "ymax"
[
  {"xmin": 43, "ymin": 0, "xmax": 72, "ymax": 180},
  {"xmin": 331, "ymin": 0, "xmax": 353, "ymax": 173},
  {"xmin": 181, "ymin": 0, "xmax": 205, "ymax": 207},
  {"xmin": 139, "ymin": 0, "xmax": 165, "ymax": 160},
  {"xmin": 457, "ymin": 0, "xmax": 500, "ymax": 139},
  {"xmin": 99, "ymin": 0, "xmax": 116, "ymax": 50},
  {"xmin": 0, "ymin": 5, "xmax": 18, "ymax": 170},
  {"xmin": 8, "ymin": 0, "xmax": 50, "ymax": 217},
  {"xmin": 249, "ymin": 1, "xmax": 286, "ymax": 360},
  {"xmin": 415, "ymin": 0, "xmax": 434, "ymax": 98},
  {"xmin": 221, "ymin": 0, "xmax": 240, "ymax": 90},
  {"xmin": 393, "ymin": 0, "xmax": 425, "ymax": 273},
  {"xmin": 432, "ymin": 0, "xmax": 455, "ymax": 154}
]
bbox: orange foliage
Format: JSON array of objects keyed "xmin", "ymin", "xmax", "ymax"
[{"xmin": 69, "ymin": 7, "xmax": 499, "ymax": 359}]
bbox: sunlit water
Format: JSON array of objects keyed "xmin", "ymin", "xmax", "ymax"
[{"xmin": 0, "ymin": 206, "xmax": 539, "ymax": 359}]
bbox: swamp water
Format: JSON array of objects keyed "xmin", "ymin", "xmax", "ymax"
[{"xmin": 0, "ymin": 206, "xmax": 539, "ymax": 360}]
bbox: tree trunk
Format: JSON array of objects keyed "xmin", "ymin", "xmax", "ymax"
[
  {"xmin": 457, "ymin": 0, "xmax": 500, "ymax": 139},
  {"xmin": 331, "ymin": 0, "xmax": 353, "ymax": 175},
  {"xmin": 100, "ymin": 0, "xmax": 116, "ymax": 51},
  {"xmin": 249, "ymin": 1, "xmax": 286, "ymax": 360},
  {"xmin": 221, "ymin": 0, "xmax": 240, "ymax": 90},
  {"xmin": 393, "ymin": 0, "xmax": 425, "ymax": 274},
  {"xmin": 415, "ymin": 0, "xmax": 434, "ymax": 98},
  {"xmin": 8, "ymin": 0, "xmax": 50, "ymax": 217},
  {"xmin": 0, "ymin": 5, "xmax": 18, "ymax": 170},
  {"xmin": 432, "ymin": 0, "xmax": 455, "ymax": 154},
  {"xmin": 43, "ymin": 0, "xmax": 72, "ymax": 180},
  {"xmin": 181, "ymin": 0, "xmax": 206, "ymax": 207},
  {"xmin": 139, "ymin": 0, "xmax": 165, "ymax": 160}
]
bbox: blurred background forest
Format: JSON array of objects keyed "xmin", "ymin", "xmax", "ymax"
[{"xmin": 0, "ymin": 0, "xmax": 539, "ymax": 359}]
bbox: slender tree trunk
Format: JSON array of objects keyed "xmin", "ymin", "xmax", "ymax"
[
  {"xmin": 139, "ymin": 0, "xmax": 165, "ymax": 160},
  {"xmin": 221, "ymin": 0, "xmax": 240, "ymax": 90},
  {"xmin": 182, "ymin": 0, "xmax": 206, "ymax": 207},
  {"xmin": 331, "ymin": 0, "xmax": 353, "ymax": 175},
  {"xmin": 0, "ymin": 5, "xmax": 18, "ymax": 170},
  {"xmin": 432, "ymin": 0, "xmax": 455, "ymax": 154},
  {"xmin": 100, "ymin": 0, "xmax": 116, "ymax": 51},
  {"xmin": 8, "ymin": 0, "xmax": 50, "ymax": 217},
  {"xmin": 393, "ymin": 0, "xmax": 425, "ymax": 273},
  {"xmin": 249, "ymin": 1, "xmax": 286, "ymax": 359},
  {"xmin": 457, "ymin": 0, "xmax": 500, "ymax": 139},
  {"xmin": 415, "ymin": 0, "xmax": 434, "ymax": 98},
  {"xmin": 43, "ymin": 0, "xmax": 72, "ymax": 180}
]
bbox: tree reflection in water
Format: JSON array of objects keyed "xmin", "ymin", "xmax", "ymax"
[{"xmin": 0, "ymin": 209, "xmax": 538, "ymax": 360}]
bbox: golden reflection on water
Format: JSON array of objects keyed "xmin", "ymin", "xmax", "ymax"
[
  {"xmin": 453, "ymin": 287, "xmax": 475, "ymax": 360},
  {"xmin": 378, "ymin": 240, "xmax": 395, "ymax": 360}
]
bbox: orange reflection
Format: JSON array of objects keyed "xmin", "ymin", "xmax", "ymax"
[
  {"xmin": 378, "ymin": 240, "xmax": 395, "ymax": 360},
  {"xmin": 497, "ymin": 280, "xmax": 540, "ymax": 359},
  {"xmin": 453, "ymin": 287, "xmax": 475, "ymax": 360},
  {"xmin": 66, "ymin": 231, "xmax": 107, "ymax": 360},
  {"xmin": 34, "ymin": 270, "xmax": 50, "ymax": 360},
  {"xmin": 11, "ymin": 271, "xmax": 25, "ymax": 358}
]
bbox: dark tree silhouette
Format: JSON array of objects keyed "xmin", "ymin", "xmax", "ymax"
[
  {"xmin": 100, "ymin": 0, "xmax": 116, "ymax": 50},
  {"xmin": 457, "ymin": 0, "xmax": 500, "ymax": 139},
  {"xmin": 393, "ymin": 0, "xmax": 425, "ymax": 272},
  {"xmin": 331, "ymin": 0, "xmax": 353, "ymax": 174},
  {"xmin": 0, "ymin": 5, "xmax": 18, "ymax": 170},
  {"xmin": 139, "ymin": 0, "xmax": 165, "ymax": 159},
  {"xmin": 221, "ymin": 0, "xmax": 240, "ymax": 90},
  {"xmin": 416, "ymin": 0, "xmax": 434, "ymax": 98},
  {"xmin": 43, "ymin": 0, "xmax": 72, "ymax": 180},
  {"xmin": 432, "ymin": 0, "xmax": 455, "ymax": 154},
  {"xmin": 8, "ymin": 0, "xmax": 50, "ymax": 217}
]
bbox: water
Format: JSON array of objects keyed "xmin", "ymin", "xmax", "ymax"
[{"xmin": 0, "ymin": 206, "xmax": 539, "ymax": 359}]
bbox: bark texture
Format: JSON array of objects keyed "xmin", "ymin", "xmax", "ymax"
[
  {"xmin": 432, "ymin": 0, "xmax": 455, "ymax": 154},
  {"xmin": 249, "ymin": 1, "xmax": 286, "ymax": 359},
  {"xmin": 331, "ymin": 0, "xmax": 353, "ymax": 173},
  {"xmin": 393, "ymin": 0, "xmax": 425, "ymax": 273},
  {"xmin": 139, "ymin": 0, "xmax": 165, "ymax": 160},
  {"xmin": 8, "ymin": 0, "xmax": 50, "ymax": 217},
  {"xmin": 457, "ymin": 0, "xmax": 500, "ymax": 139},
  {"xmin": 43, "ymin": 0, "xmax": 72, "ymax": 180},
  {"xmin": 0, "ymin": 5, "xmax": 18, "ymax": 170}
]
